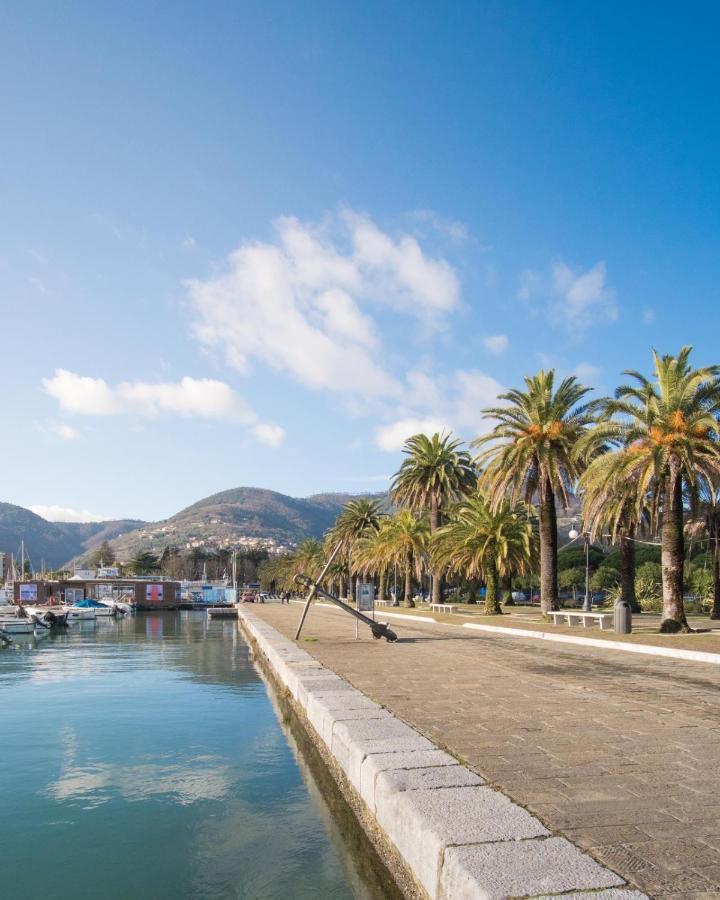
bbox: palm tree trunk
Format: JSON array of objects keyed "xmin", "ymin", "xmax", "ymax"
[
  {"xmin": 430, "ymin": 494, "xmax": 442, "ymax": 604},
  {"xmin": 483, "ymin": 562, "xmax": 502, "ymax": 615},
  {"xmin": 404, "ymin": 552, "xmax": 415, "ymax": 607},
  {"xmin": 620, "ymin": 532, "xmax": 640, "ymax": 613},
  {"xmin": 711, "ymin": 519, "xmax": 720, "ymax": 619},
  {"xmin": 660, "ymin": 470, "xmax": 688, "ymax": 632},
  {"xmin": 539, "ymin": 474, "xmax": 559, "ymax": 614},
  {"xmin": 378, "ymin": 569, "xmax": 386, "ymax": 604}
]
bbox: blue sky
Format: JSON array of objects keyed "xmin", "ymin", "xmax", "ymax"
[{"xmin": 2, "ymin": 1, "xmax": 720, "ymax": 522}]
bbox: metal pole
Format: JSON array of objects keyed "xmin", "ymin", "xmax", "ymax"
[
  {"xmin": 294, "ymin": 541, "xmax": 343, "ymax": 640},
  {"xmin": 583, "ymin": 535, "xmax": 591, "ymax": 612}
]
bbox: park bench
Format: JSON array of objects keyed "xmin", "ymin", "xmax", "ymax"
[
  {"xmin": 429, "ymin": 603, "xmax": 458, "ymax": 615},
  {"xmin": 375, "ymin": 598, "xmax": 390, "ymax": 606},
  {"xmin": 549, "ymin": 611, "xmax": 613, "ymax": 630}
]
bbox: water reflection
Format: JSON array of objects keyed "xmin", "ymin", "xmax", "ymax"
[{"xmin": 0, "ymin": 612, "xmax": 387, "ymax": 899}]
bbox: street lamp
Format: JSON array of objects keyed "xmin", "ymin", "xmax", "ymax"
[{"xmin": 568, "ymin": 520, "xmax": 592, "ymax": 612}]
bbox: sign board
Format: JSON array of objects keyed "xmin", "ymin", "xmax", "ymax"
[
  {"xmin": 97, "ymin": 583, "xmax": 113, "ymax": 599},
  {"xmin": 73, "ymin": 569, "xmax": 95, "ymax": 580},
  {"xmin": 356, "ymin": 582, "xmax": 374, "ymax": 612},
  {"xmin": 97, "ymin": 567, "xmax": 119, "ymax": 578},
  {"xmin": 146, "ymin": 584, "xmax": 164, "ymax": 604},
  {"xmin": 19, "ymin": 583, "xmax": 38, "ymax": 603}
]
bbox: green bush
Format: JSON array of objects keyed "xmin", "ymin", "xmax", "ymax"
[
  {"xmin": 590, "ymin": 565, "xmax": 620, "ymax": 592},
  {"xmin": 635, "ymin": 562, "xmax": 663, "ymax": 612}
]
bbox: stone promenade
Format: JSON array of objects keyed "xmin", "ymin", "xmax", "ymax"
[{"xmin": 251, "ymin": 602, "xmax": 720, "ymax": 899}]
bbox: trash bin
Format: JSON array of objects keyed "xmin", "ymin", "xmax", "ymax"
[{"xmin": 614, "ymin": 597, "xmax": 632, "ymax": 634}]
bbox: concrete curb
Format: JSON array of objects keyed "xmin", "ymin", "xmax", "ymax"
[
  {"xmin": 461, "ymin": 622, "xmax": 720, "ymax": 664},
  {"xmin": 238, "ymin": 607, "xmax": 646, "ymax": 900}
]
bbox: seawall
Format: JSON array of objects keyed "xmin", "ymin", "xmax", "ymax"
[{"xmin": 238, "ymin": 606, "xmax": 647, "ymax": 900}]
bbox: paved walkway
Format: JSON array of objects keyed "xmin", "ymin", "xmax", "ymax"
[{"xmin": 251, "ymin": 602, "xmax": 720, "ymax": 899}]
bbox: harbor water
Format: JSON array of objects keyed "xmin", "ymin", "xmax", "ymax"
[{"xmin": 0, "ymin": 612, "xmax": 395, "ymax": 899}]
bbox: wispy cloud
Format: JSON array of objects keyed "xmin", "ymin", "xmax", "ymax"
[
  {"xmin": 42, "ymin": 370, "xmax": 285, "ymax": 447},
  {"xmin": 29, "ymin": 504, "xmax": 106, "ymax": 523},
  {"xmin": 517, "ymin": 260, "xmax": 617, "ymax": 331},
  {"xmin": 482, "ymin": 334, "xmax": 508, "ymax": 355}
]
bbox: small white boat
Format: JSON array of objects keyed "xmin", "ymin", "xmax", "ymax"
[
  {"xmin": 24, "ymin": 606, "xmax": 69, "ymax": 628},
  {"xmin": 0, "ymin": 618, "xmax": 36, "ymax": 635},
  {"xmin": 66, "ymin": 607, "xmax": 96, "ymax": 622}
]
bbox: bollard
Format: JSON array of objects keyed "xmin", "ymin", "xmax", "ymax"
[{"xmin": 614, "ymin": 596, "xmax": 632, "ymax": 634}]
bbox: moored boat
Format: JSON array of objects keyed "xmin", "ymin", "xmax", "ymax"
[{"xmin": 0, "ymin": 617, "xmax": 36, "ymax": 635}]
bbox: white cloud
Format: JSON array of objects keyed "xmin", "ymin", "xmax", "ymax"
[
  {"xmin": 642, "ymin": 306, "xmax": 655, "ymax": 324},
  {"xmin": 375, "ymin": 417, "xmax": 450, "ymax": 452},
  {"xmin": 375, "ymin": 368, "xmax": 505, "ymax": 451},
  {"xmin": 181, "ymin": 236, "xmax": 197, "ymax": 250},
  {"xmin": 451, "ymin": 369, "xmax": 505, "ymax": 434},
  {"xmin": 551, "ymin": 261, "xmax": 617, "ymax": 329},
  {"xmin": 518, "ymin": 261, "xmax": 617, "ymax": 331},
  {"xmin": 30, "ymin": 504, "xmax": 106, "ymax": 523},
  {"xmin": 573, "ymin": 361, "xmax": 602, "ymax": 381},
  {"xmin": 186, "ymin": 209, "xmax": 459, "ymax": 401},
  {"xmin": 54, "ymin": 423, "xmax": 80, "ymax": 441},
  {"xmin": 482, "ymin": 334, "xmax": 508, "ymax": 356},
  {"xmin": 250, "ymin": 423, "xmax": 286, "ymax": 448},
  {"xmin": 42, "ymin": 370, "xmax": 285, "ymax": 448}
]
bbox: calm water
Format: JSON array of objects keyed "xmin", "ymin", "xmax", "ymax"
[{"xmin": 0, "ymin": 612, "xmax": 390, "ymax": 900}]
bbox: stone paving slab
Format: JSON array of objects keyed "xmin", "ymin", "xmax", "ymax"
[
  {"xmin": 251, "ymin": 602, "xmax": 720, "ymax": 898},
  {"xmin": 439, "ymin": 837, "xmax": 624, "ymax": 899}
]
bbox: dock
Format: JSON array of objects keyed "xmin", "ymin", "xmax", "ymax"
[{"xmin": 207, "ymin": 606, "xmax": 239, "ymax": 619}]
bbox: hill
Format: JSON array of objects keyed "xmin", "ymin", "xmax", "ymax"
[
  {"xmin": 0, "ymin": 502, "xmax": 146, "ymax": 569},
  {"xmin": 105, "ymin": 487, "xmax": 385, "ymax": 562}
]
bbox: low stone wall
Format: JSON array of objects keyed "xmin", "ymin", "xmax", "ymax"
[{"xmin": 238, "ymin": 606, "xmax": 647, "ymax": 900}]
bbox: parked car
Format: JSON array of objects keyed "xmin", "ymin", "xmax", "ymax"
[{"xmin": 241, "ymin": 592, "xmax": 255, "ymax": 603}]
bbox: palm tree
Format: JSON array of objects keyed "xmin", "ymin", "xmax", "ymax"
[
  {"xmin": 328, "ymin": 498, "xmax": 382, "ymax": 600},
  {"xmin": 368, "ymin": 510, "xmax": 429, "ymax": 607},
  {"xmin": 579, "ymin": 463, "xmax": 647, "ymax": 614},
  {"xmin": 352, "ymin": 516, "xmax": 392, "ymax": 603},
  {"xmin": 584, "ymin": 347, "xmax": 720, "ymax": 632},
  {"xmin": 391, "ymin": 432, "xmax": 476, "ymax": 605},
  {"xmin": 475, "ymin": 370, "xmax": 596, "ymax": 614},
  {"xmin": 689, "ymin": 499, "xmax": 720, "ymax": 619},
  {"xmin": 431, "ymin": 493, "xmax": 536, "ymax": 614}
]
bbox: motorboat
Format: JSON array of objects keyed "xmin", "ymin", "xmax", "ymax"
[
  {"xmin": 61, "ymin": 602, "xmax": 97, "ymax": 623},
  {"xmin": 24, "ymin": 605, "xmax": 69, "ymax": 628},
  {"xmin": 73, "ymin": 599, "xmax": 119, "ymax": 618}
]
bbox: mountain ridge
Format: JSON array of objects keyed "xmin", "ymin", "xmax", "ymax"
[{"xmin": 0, "ymin": 488, "xmax": 385, "ymax": 569}]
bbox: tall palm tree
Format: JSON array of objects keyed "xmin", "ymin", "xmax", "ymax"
[
  {"xmin": 584, "ymin": 347, "xmax": 720, "ymax": 632},
  {"xmin": 475, "ymin": 370, "xmax": 596, "ymax": 614},
  {"xmin": 328, "ymin": 498, "xmax": 382, "ymax": 600},
  {"xmin": 431, "ymin": 493, "xmax": 536, "ymax": 615},
  {"xmin": 391, "ymin": 432, "xmax": 476, "ymax": 605}
]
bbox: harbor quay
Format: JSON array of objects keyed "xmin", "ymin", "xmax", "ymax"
[{"xmin": 246, "ymin": 601, "xmax": 720, "ymax": 899}]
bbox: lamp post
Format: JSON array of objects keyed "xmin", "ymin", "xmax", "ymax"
[{"xmin": 568, "ymin": 521, "xmax": 592, "ymax": 612}]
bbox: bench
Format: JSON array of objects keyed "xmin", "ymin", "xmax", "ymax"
[
  {"xmin": 549, "ymin": 611, "xmax": 614, "ymax": 630},
  {"xmin": 429, "ymin": 603, "xmax": 458, "ymax": 615},
  {"xmin": 375, "ymin": 598, "xmax": 390, "ymax": 606}
]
